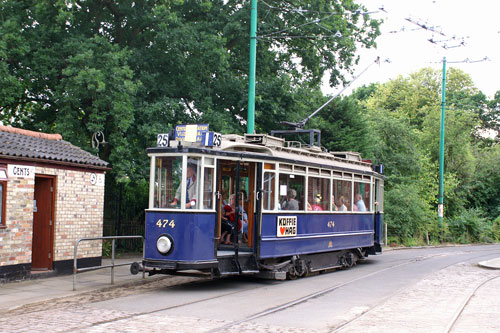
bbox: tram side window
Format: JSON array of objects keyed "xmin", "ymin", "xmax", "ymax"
[
  {"xmin": 263, "ymin": 172, "xmax": 275, "ymax": 210},
  {"xmin": 154, "ymin": 156, "xmax": 182, "ymax": 208},
  {"xmin": 353, "ymin": 182, "xmax": 370, "ymax": 212},
  {"xmin": 375, "ymin": 180, "xmax": 384, "ymax": 212},
  {"xmin": 279, "ymin": 174, "xmax": 305, "ymax": 210},
  {"xmin": 333, "ymin": 179, "xmax": 352, "ymax": 211},
  {"xmin": 203, "ymin": 166, "xmax": 214, "ymax": 209},
  {"xmin": 307, "ymin": 177, "xmax": 330, "ymax": 211}
]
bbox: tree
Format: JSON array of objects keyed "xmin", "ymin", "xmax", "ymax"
[{"xmin": 1, "ymin": 0, "xmax": 381, "ymax": 235}]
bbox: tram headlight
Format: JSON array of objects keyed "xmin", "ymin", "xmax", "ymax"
[{"xmin": 156, "ymin": 235, "xmax": 173, "ymax": 255}]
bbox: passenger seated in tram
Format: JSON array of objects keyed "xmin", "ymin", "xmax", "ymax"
[
  {"xmin": 308, "ymin": 194, "xmax": 323, "ymax": 211},
  {"xmin": 239, "ymin": 190, "xmax": 249, "ymax": 243},
  {"xmin": 355, "ymin": 194, "xmax": 367, "ymax": 212},
  {"xmin": 170, "ymin": 164, "xmax": 197, "ymax": 208},
  {"xmin": 281, "ymin": 189, "xmax": 299, "ymax": 210},
  {"xmin": 331, "ymin": 195, "xmax": 338, "ymax": 211},
  {"xmin": 338, "ymin": 196, "xmax": 347, "ymax": 211},
  {"xmin": 221, "ymin": 194, "xmax": 244, "ymax": 245}
]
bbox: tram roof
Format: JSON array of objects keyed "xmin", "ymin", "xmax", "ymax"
[{"xmin": 148, "ymin": 133, "xmax": 379, "ymax": 175}]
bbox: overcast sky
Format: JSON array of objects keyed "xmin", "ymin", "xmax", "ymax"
[{"xmin": 324, "ymin": 0, "xmax": 500, "ymax": 99}]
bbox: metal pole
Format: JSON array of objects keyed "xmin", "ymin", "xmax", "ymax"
[
  {"xmin": 111, "ymin": 239, "xmax": 115, "ymax": 285},
  {"xmin": 247, "ymin": 0, "xmax": 258, "ymax": 134},
  {"xmin": 438, "ymin": 57, "xmax": 446, "ymax": 235},
  {"xmin": 384, "ymin": 223, "xmax": 388, "ymax": 246},
  {"xmin": 73, "ymin": 240, "xmax": 79, "ymax": 291}
]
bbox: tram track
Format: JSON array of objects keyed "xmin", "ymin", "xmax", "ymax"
[
  {"xmin": 326, "ymin": 251, "xmax": 500, "ymax": 333},
  {"xmin": 207, "ymin": 250, "xmax": 500, "ymax": 333},
  {"xmin": 6, "ymin": 247, "xmax": 496, "ymax": 332},
  {"xmin": 444, "ymin": 274, "xmax": 500, "ymax": 333},
  {"xmin": 56, "ymin": 248, "xmax": 498, "ymax": 332}
]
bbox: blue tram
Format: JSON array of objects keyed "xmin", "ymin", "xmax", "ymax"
[{"xmin": 141, "ymin": 129, "xmax": 384, "ymax": 280}]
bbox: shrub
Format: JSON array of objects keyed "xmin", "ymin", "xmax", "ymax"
[{"xmin": 447, "ymin": 208, "xmax": 494, "ymax": 243}]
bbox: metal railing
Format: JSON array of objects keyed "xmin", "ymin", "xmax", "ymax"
[{"xmin": 73, "ymin": 235, "xmax": 144, "ymax": 291}]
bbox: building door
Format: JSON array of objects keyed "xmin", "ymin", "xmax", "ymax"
[{"xmin": 32, "ymin": 175, "xmax": 55, "ymax": 270}]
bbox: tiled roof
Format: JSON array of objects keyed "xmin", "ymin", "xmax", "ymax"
[{"xmin": 0, "ymin": 126, "xmax": 108, "ymax": 168}]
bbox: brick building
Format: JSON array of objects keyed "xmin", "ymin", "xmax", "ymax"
[{"xmin": 0, "ymin": 126, "xmax": 108, "ymax": 282}]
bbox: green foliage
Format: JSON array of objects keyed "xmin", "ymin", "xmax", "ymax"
[
  {"xmin": 0, "ymin": 1, "xmax": 381, "ymax": 237},
  {"xmin": 468, "ymin": 145, "xmax": 500, "ymax": 219},
  {"xmin": 311, "ymin": 94, "xmax": 373, "ymax": 156},
  {"xmin": 361, "ymin": 67, "xmax": 500, "ymax": 245},
  {"xmin": 384, "ymin": 183, "xmax": 433, "ymax": 244},
  {"xmin": 447, "ymin": 208, "xmax": 497, "ymax": 243}
]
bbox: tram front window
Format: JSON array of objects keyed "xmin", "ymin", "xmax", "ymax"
[
  {"xmin": 154, "ymin": 156, "xmax": 182, "ymax": 208},
  {"xmin": 154, "ymin": 156, "xmax": 201, "ymax": 209}
]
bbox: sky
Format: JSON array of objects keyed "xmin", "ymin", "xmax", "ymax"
[{"xmin": 324, "ymin": 0, "xmax": 500, "ymax": 99}]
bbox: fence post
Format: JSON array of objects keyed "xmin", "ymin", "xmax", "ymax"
[
  {"xmin": 73, "ymin": 239, "xmax": 79, "ymax": 291},
  {"xmin": 111, "ymin": 239, "xmax": 115, "ymax": 285},
  {"xmin": 73, "ymin": 235, "xmax": 144, "ymax": 290},
  {"xmin": 384, "ymin": 223, "xmax": 388, "ymax": 246}
]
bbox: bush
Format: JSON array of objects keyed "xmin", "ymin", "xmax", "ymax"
[
  {"xmin": 447, "ymin": 208, "xmax": 495, "ymax": 243},
  {"xmin": 385, "ymin": 183, "xmax": 433, "ymax": 244}
]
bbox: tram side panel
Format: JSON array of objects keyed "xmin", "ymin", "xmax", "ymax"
[
  {"xmin": 259, "ymin": 213, "xmax": 375, "ymax": 259},
  {"xmin": 144, "ymin": 211, "xmax": 216, "ymax": 262}
]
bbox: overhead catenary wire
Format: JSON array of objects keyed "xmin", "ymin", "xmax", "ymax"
[{"xmin": 284, "ymin": 57, "xmax": 386, "ymax": 129}]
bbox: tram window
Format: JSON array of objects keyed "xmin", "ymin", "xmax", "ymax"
[
  {"xmin": 263, "ymin": 172, "xmax": 275, "ymax": 210},
  {"xmin": 264, "ymin": 163, "xmax": 275, "ymax": 170},
  {"xmin": 204, "ymin": 157, "xmax": 215, "ymax": 166},
  {"xmin": 353, "ymin": 182, "xmax": 370, "ymax": 212},
  {"xmin": 307, "ymin": 177, "xmax": 330, "ymax": 211},
  {"xmin": 294, "ymin": 165, "xmax": 306, "ymax": 174},
  {"xmin": 154, "ymin": 156, "xmax": 183, "ymax": 208},
  {"xmin": 333, "ymin": 179, "xmax": 352, "ymax": 211},
  {"xmin": 308, "ymin": 167, "xmax": 319, "ymax": 175},
  {"xmin": 203, "ymin": 167, "xmax": 214, "ymax": 209},
  {"xmin": 375, "ymin": 180, "xmax": 384, "ymax": 212},
  {"xmin": 279, "ymin": 163, "xmax": 292, "ymax": 171},
  {"xmin": 279, "ymin": 173, "xmax": 305, "ymax": 211}
]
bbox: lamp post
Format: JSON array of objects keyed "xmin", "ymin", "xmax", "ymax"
[
  {"xmin": 247, "ymin": 0, "xmax": 258, "ymax": 134},
  {"xmin": 438, "ymin": 57, "xmax": 446, "ymax": 234}
]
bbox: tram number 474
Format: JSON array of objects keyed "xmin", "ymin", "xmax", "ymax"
[{"xmin": 156, "ymin": 219, "xmax": 175, "ymax": 229}]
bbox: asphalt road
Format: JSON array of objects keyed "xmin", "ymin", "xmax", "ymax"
[{"xmin": 2, "ymin": 244, "xmax": 500, "ymax": 332}]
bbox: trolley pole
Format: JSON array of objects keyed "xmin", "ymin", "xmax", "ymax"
[
  {"xmin": 247, "ymin": 0, "xmax": 258, "ymax": 134},
  {"xmin": 438, "ymin": 57, "xmax": 446, "ymax": 235}
]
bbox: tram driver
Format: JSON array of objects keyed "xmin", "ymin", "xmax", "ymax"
[{"xmin": 170, "ymin": 164, "xmax": 197, "ymax": 208}]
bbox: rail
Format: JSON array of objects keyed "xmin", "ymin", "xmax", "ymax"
[{"xmin": 73, "ymin": 235, "xmax": 144, "ymax": 291}]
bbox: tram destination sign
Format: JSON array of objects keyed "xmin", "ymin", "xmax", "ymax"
[
  {"xmin": 276, "ymin": 216, "xmax": 297, "ymax": 237},
  {"xmin": 175, "ymin": 124, "xmax": 209, "ymax": 142}
]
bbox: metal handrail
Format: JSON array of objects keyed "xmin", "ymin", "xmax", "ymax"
[{"xmin": 73, "ymin": 235, "xmax": 144, "ymax": 291}]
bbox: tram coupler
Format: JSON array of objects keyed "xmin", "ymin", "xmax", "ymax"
[{"xmin": 130, "ymin": 262, "xmax": 151, "ymax": 275}]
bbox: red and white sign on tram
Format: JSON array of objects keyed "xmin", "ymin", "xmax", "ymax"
[{"xmin": 277, "ymin": 216, "xmax": 297, "ymax": 237}]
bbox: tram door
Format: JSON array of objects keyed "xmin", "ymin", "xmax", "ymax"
[{"xmin": 216, "ymin": 160, "xmax": 256, "ymax": 248}]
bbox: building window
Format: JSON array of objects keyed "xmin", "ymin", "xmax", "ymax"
[{"xmin": 0, "ymin": 181, "xmax": 6, "ymax": 227}]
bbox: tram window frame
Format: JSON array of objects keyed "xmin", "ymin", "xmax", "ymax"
[
  {"xmin": 262, "ymin": 169, "xmax": 276, "ymax": 211},
  {"xmin": 353, "ymin": 180, "xmax": 371, "ymax": 212},
  {"xmin": 306, "ymin": 175, "xmax": 330, "ymax": 212},
  {"xmin": 375, "ymin": 179, "xmax": 384, "ymax": 212},
  {"xmin": 151, "ymin": 155, "xmax": 209, "ymax": 211},
  {"xmin": 201, "ymin": 156, "xmax": 215, "ymax": 210},
  {"xmin": 152, "ymin": 155, "xmax": 183, "ymax": 209},
  {"xmin": 333, "ymin": 178, "xmax": 352, "ymax": 211},
  {"xmin": 278, "ymin": 173, "xmax": 305, "ymax": 211}
]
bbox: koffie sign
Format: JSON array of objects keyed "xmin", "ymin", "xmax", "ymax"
[{"xmin": 276, "ymin": 216, "xmax": 297, "ymax": 237}]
